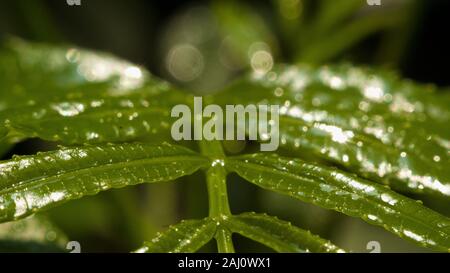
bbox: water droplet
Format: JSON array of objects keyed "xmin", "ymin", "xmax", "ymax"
[
  {"xmin": 90, "ymin": 100, "xmax": 104, "ymax": 108},
  {"xmin": 380, "ymin": 193, "xmax": 397, "ymax": 205},
  {"xmin": 320, "ymin": 184, "xmax": 335, "ymax": 193},
  {"xmin": 51, "ymin": 102, "xmax": 85, "ymax": 117},
  {"xmin": 211, "ymin": 159, "xmax": 225, "ymax": 167},
  {"xmin": 65, "ymin": 48, "xmax": 80, "ymax": 63},
  {"xmin": 86, "ymin": 132, "xmax": 99, "ymax": 140},
  {"xmin": 403, "ymin": 230, "xmax": 424, "ymax": 242},
  {"xmin": 32, "ymin": 109, "xmax": 47, "ymax": 119}
]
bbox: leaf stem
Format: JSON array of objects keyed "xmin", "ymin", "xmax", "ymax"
[
  {"xmin": 215, "ymin": 227, "xmax": 235, "ymax": 253},
  {"xmin": 199, "ymin": 140, "xmax": 235, "ymax": 253}
]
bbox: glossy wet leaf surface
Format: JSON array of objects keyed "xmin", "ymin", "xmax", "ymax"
[
  {"xmin": 0, "ymin": 38, "xmax": 172, "ymax": 108},
  {"xmin": 226, "ymin": 153, "xmax": 450, "ymax": 252},
  {"xmin": 215, "ymin": 64, "xmax": 450, "ymax": 197},
  {"xmin": 0, "ymin": 38, "xmax": 190, "ymax": 146},
  {"xmin": 0, "ymin": 93, "xmax": 189, "ymax": 145},
  {"xmin": 224, "ymin": 212, "xmax": 344, "ymax": 253},
  {"xmin": 0, "ymin": 143, "xmax": 208, "ymax": 223},
  {"xmin": 135, "ymin": 218, "xmax": 216, "ymax": 253}
]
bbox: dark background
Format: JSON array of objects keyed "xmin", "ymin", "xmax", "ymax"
[{"xmin": 1, "ymin": 0, "xmax": 450, "ymax": 85}]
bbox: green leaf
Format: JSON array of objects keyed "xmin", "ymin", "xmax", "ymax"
[
  {"xmin": 0, "ymin": 143, "xmax": 208, "ymax": 223},
  {"xmin": 214, "ymin": 227, "xmax": 235, "ymax": 253},
  {"xmin": 0, "ymin": 38, "xmax": 172, "ymax": 109},
  {"xmin": 0, "ymin": 92, "xmax": 188, "ymax": 145},
  {"xmin": 214, "ymin": 64, "xmax": 450, "ymax": 197},
  {"xmin": 0, "ymin": 215, "xmax": 68, "ymax": 253},
  {"xmin": 0, "ymin": 38, "xmax": 190, "ymax": 145},
  {"xmin": 226, "ymin": 153, "xmax": 450, "ymax": 252},
  {"xmin": 224, "ymin": 212, "xmax": 344, "ymax": 253},
  {"xmin": 199, "ymin": 140, "xmax": 235, "ymax": 253},
  {"xmin": 135, "ymin": 218, "xmax": 216, "ymax": 253}
]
